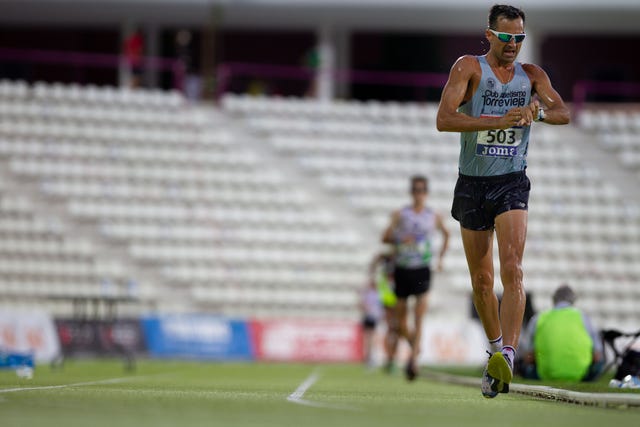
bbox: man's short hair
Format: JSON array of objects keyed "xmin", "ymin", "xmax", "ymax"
[
  {"xmin": 552, "ymin": 284, "xmax": 576, "ymax": 305},
  {"xmin": 488, "ymin": 4, "xmax": 526, "ymax": 29},
  {"xmin": 410, "ymin": 175, "xmax": 428, "ymax": 192}
]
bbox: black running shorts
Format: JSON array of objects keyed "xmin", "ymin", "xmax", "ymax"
[
  {"xmin": 362, "ymin": 315, "xmax": 377, "ymax": 330},
  {"xmin": 393, "ymin": 266, "xmax": 431, "ymax": 299},
  {"xmin": 451, "ymin": 170, "xmax": 530, "ymax": 231}
]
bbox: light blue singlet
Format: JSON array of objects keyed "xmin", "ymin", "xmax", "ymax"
[{"xmin": 458, "ymin": 56, "xmax": 533, "ymax": 177}]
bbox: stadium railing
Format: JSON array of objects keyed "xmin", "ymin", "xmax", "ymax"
[
  {"xmin": 573, "ymin": 79, "xmax": 640, "ymax": 116},
  {"xmin": 215, "ymin": 61, "xmax": 448, "ymax": 100},
  {"xmin": 0, "ymin": 47, "xmax": 185, "ymax": 91}
]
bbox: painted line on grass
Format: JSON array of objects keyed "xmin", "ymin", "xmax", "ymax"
[
  {"xmin": 422, "ymin": 370, "xmax": 640, "ymax": 408},
  {"xmin": 0, "ymin": 376, "xmax": 135, "ymax": 394},
  {"xmin": 287, "ymin": 369, "xmax": 360, "ymax": 411}
]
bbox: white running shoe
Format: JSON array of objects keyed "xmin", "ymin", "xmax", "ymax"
[{"xmin": 481, "ymin": 364, "xmax": 498, "ymax": 398}]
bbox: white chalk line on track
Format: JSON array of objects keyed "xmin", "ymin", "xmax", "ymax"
[
  {"xmin": 287, "ymin": 370, "xmax": 360, "ymax": 411},
  {"xmin": 0, "ymin": 376, "xmax": 136, "ymax": 394}
]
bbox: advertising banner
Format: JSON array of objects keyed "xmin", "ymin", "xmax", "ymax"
[
  {"xmin": 141, "ymin": 314, "xmax": 253, "ymax": 360},
  {"xmin": 0, "ymin": 309, "xmax": 61, "ymax": 363},
  {"xmin": 366, "ymin": 317, "xmax": 487, "ymax": 367},
  {"xmin": 416, "ymin": 318, "xmax": 487, "ymax": 365},
  {"xmin": 252, "ymin": 319, "xmax": 363, "ymax": 362},
  {"xmin": 55, "ymin": 318, "xmax": 146, "ymax": 357}
]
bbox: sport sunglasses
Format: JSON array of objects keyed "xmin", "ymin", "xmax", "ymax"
[{"xmin": 488, "ymin": 29, "xmax": 526, "ymax": 43}]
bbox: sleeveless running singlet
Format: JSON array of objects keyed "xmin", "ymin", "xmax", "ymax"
[
  {"xmin": 458, "ymin": 56, "xmax": 532, "ymax": 176},
  {"xmin": 394, "ymin": 206, "xmax": 436, "ymax": 269}
]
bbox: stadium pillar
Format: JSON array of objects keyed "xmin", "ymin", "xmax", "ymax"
[{"xmin": 316, "ymin": 23, "xmax": 336, "ymax": 101}]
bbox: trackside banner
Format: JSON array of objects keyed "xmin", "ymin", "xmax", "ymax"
[
  {"xmin": 141, "ymin": 314, "xmax": 253, "ymax": 360},
  {"xmin": 416, "ymin": 318, "xmax": 487, "ymax": 365},
  {"xmin": 0, "ymin": 309, "xmax": 61, "ymax": 363},
  {"xmin": 251, "ymin": 319, "xmax": 363, "ymax": 362}
]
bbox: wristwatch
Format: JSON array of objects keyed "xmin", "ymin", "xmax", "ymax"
[{"xmin": 536, "ymin": 108, "xmax": 546, "ymax": 122}]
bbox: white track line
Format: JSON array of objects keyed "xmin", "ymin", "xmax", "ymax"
[
  {"xmin": 287, "ymin": 370, "xmax": 360, "ymax": 411},
  {"xmin": 0, "ymin": 377, "xmax": 134, "ymax": 394}
]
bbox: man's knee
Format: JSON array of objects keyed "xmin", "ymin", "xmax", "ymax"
[
  {"xmin": 500, "ymin": 260, "xmax": 524, "ymax": 288},
  {"xmin": 471, "ymin": 270, "xmax": 494, "ymax": 296}
]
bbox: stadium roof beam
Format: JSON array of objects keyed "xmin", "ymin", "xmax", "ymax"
[{"xmin": 1, "ymin": 1, "xmax": 640, "ymax": 34}]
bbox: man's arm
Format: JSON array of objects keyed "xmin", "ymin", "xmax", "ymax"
[
  {"xmin": 435, "ymin": 213, "xmax": 450, "ymax": 272},
  {"xmin": 524, "ymin": 63, "xmax": 571, "ymax": 125},
  {"xmin": 381, "ymin": 211, "xmax": 400, "ymax": 244},
  {"xmin": 520, "ymin": 313, "xmax": 539, "ymax": 357},
  {"xmin": 581, "ymin": 312, "xmax": 603, "ymax": 361},
  {"xmin": 437, "ymin": 55, "xmax": 523, "ymax": 132}
]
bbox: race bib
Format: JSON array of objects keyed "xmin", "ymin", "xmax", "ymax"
[
  {"xmin": 476, "ymin": 115, "xmax": 524, "ymax": 158},
  {"xmin": 397, "ymin": 239, "xmax": 432, "ymax": 267}
]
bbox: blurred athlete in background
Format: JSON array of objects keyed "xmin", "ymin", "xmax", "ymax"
[{"xmin": 382, "ymin": 175, "xmax": 449, "ymax": 381}]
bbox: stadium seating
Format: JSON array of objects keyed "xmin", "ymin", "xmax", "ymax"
[
  {"xmin": 1, "ymin": 80, "xmax": 639, "ymax": 331},
  {"xmin": 0, "ymin": 80, "xmax": 369, "ymax": 318},
  {"xmin": 579, "ymin": 108, "xmax": 640, "ymax": 175}
]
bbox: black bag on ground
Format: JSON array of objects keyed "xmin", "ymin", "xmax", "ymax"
[{"xmin": 614, "ymin": 349, "xmax": 640, "ymax": 380}]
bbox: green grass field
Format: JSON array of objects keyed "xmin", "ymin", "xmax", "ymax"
[{"xmin": 1, "ymin": 360, "xmax": 639, "ymax": 427}]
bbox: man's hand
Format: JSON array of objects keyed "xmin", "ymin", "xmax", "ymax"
[
  {"xmin": 500, "ymin": 107, "xmax": 526, "ymax": 129},
  {"xmin": 520, "ymin": 100, "xmax": 541, "ymax": 126},
  {"xmin": 501, "ymin": 100, "xmax": 540, "ymax": 128}
]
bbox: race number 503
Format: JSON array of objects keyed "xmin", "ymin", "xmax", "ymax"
[
  {"xmin": 476, "ymin": 114, "xmax": 523, "ymax": 157},
  {"xmin": 483, "ymin": 129, "xmax": 516, "ymax": 144},
  {"xmin": 476, "ymin": 127, "xmax": 523, "ymax": 157}
]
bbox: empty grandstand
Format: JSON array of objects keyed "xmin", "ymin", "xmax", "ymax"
[{"xmin": 0, "ymin": 78, "xmax": 638, "ymax": 334}]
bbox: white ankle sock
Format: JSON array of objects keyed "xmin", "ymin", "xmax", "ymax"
[
  {"xmin": 488, "ymin": 336, "xmax": 503, "ymax": 353},
  {"xmin": 501, "ymin": 345, "xmax": 515, "ymax": 368}
]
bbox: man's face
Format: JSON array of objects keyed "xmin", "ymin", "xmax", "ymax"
[
  {"xmin": 486, "ymin": 17, "xmax": 525, "ymax": 63},
  {"xmin": 411, "ymin": 183, "xmax": 427, "ymax": 203}
]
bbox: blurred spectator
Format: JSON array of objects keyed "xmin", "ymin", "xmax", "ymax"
[
  {"xmin": 175, "ymin": 30, "xmax": 202, "ymax": 101},
  {"xmin": 302, "ymin": 46, "xmax": 319, "ymax": 98},
  {"xmin": 519, "ymin": 284, "xmax": 603, "ymax": 381},
  {"xmin": 123, "ymin": 27, "xmax": 144, "ymax": 89}
]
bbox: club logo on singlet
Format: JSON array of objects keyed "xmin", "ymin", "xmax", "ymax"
[{"xmin": 481, "ymin": 89, "xmax": 528, "ymax": 108}]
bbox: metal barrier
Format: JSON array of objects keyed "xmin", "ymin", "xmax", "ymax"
[
  {"xmin": 215, "ymin": 61, "xmax": 448, "ymax": 100},
  {"xmin": 0, "ymin": 47, "xmax": 185, "ymax": 91}
]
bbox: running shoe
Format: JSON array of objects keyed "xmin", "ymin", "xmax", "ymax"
[
  {"xmin": 405, "ymin": 360, "xmax": 418, "ymax": 381},
  {"xmin": 481, "ymin": 364, "xmax": 498, "ymax": 398},
  {"xmin": 487, "ymin": 351, "xmax": 512, "ymax": 394}
]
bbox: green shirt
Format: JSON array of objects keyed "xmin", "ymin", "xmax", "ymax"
[{"xmin": 533, "ymin": 307, "xmax": 593, "ymax": 381}]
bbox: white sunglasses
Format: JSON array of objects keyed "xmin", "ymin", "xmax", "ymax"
[{"xmin": 489, "ymin": 29, "xmax": 526, "ymax": 43}]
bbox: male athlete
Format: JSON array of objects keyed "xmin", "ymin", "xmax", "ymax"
[
  {"xmin": 436, "ymin": 4, "xmax": 570, "ymax": 397},
  {"xmin": 382, "ymin": 175, "xmax": 449, "ymax": 381}
]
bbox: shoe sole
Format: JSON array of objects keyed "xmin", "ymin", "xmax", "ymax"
[
  {"xmin": 487, "ymin": 352, "xmax": 512, "ymax": 393},
  {"xmin": 482, "ymin": 390, "xmax": 498, "ymax": 399}
]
